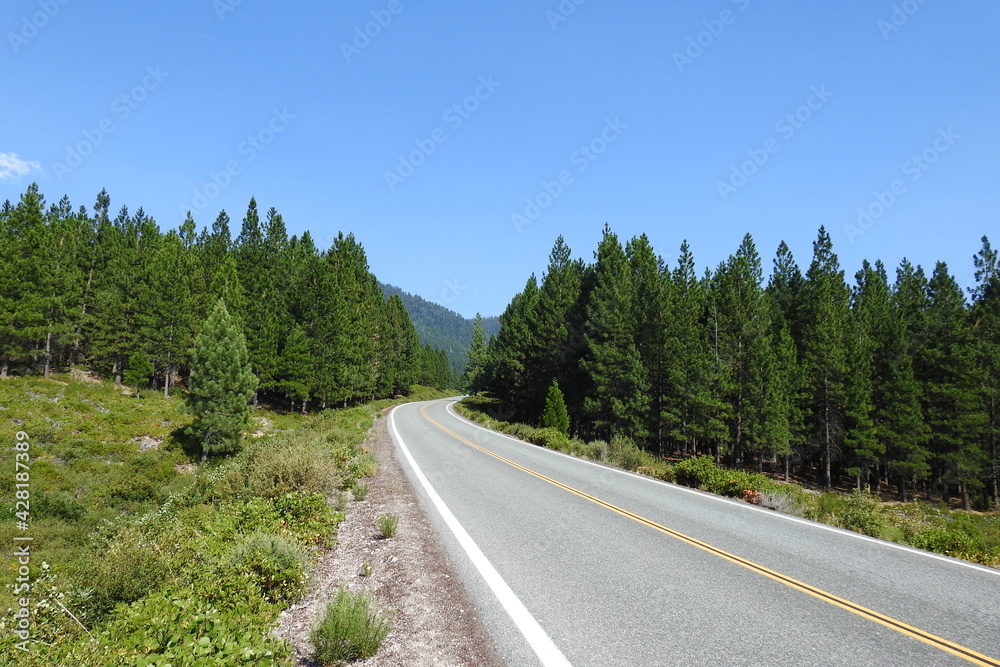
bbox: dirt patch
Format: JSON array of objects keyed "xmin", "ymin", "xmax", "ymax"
[{"xmin": 273, "ymin": 408, "xmax": 504, "ymax": 667}]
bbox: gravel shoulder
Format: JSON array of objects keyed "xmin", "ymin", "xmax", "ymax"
[{"xmin": 273, "ymin": 407, "xmax": 504, "ymax": 667}]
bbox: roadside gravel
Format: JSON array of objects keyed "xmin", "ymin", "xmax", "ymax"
[{"xmin": 273, "ymin": 407, "xmax": 504, "ymax": 667}]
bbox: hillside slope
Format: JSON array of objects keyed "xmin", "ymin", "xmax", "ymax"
[{"xmin": 380, "ymin": 283, "xmax": 499, "ymax": 375}]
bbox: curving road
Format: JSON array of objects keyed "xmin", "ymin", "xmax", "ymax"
[{"xmin": 388, "ymin": 399, "xmax": 1000, "ymax": 667}]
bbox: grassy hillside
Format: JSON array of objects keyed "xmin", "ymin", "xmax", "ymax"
[
  {"xmin": 0, "ymin": 374, "xmax": 449, "ymax": 664},
  {"xmin": 380, "ymin": 282, "xmax": 499, "ymax": 375}
]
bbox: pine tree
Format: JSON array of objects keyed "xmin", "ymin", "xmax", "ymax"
[
  {"xmin": 124, "ymin": 350, "xmax": 154, "ymax": 398},
  {"xmin": 276, "ymin": 323, "xmax": 312, "ymax": 413},
  {"xmin": 662, "ymin": 241, "xmax": 727, "ymax": 458},
  {"xmin": 186, "ymin": 299, "xmax": 258, "ymax": 457},
  {"xmin": 971, "ymin": 236, "xmax": 1000, "ymax": 505},
  {"xmin": 922, "ymin": 262, "xmax": 987, "ymax": 509},
  {"xmin": 711, "ymin": 234, "xmax": 768, "ymax": 467},
  {"xmin": 800, "ymin": 227, "xmax": 852, "ymax": 489},
  {"xmin": 541, "ymin": 379, "xmax": 570, "ymax": 436},
  {"xmin": 524, "ymin": 237, "xmax": 585, "ymax": 423},
  {"xmin": 626, "ymin": 234, "xmax": 669, "ymax": 450},
  {"xmin": 482, "ymin": 275, "xmax": 538, "ymax": 420},
  {"xmin": 579, "ymin": 225, "xmax": 649, "ymax": 439},
  {"xmin": 462, "ymin": 313, "xmax": 487, "ymax": 392}
]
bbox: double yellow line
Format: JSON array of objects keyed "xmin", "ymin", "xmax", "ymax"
[{"xmin": 420, "ymin": 403, "xmax": 1000, "ymax": 667}]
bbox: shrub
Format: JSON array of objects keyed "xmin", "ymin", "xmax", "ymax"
[
  {"xmin": 351, "ymin": 481, "xmax": 370, "ymax": 501},
  {"xmin": 275, "ymin": 492, "xmax": 342, "ymax": 546},
  {"xmin": 528, "ymin": 427, "xmax": 571, "ymax": 451},
  {"xmin": 229, "ymin": 436, "xmax": 343, "ymax": 499},
  {"xmin": 377, "ymin": 514, "xmax": 399, "ymax": 539},
  {"xmin": 834, "ymin": 488, "xmax": 886, "ymax": 538},
  {"xmin": 351, "ymin": 452, "xmax": 379, "ymax": 479},
  {"xmin": 312, "ymin": 586, "xmax": 394, "ymax": 665},
  {"xmin": 83, "ymin": 528, "xmax": 176, "ymax": 619},
  {"xmin": 227, "ymin": 532, "xmax": 308, "ymax": 604}
]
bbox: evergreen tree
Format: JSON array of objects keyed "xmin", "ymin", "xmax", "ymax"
[
  {"xmin": 524, "ymin": 237, "xmax": 585, "ymax": 423},
  {"xmin": 711, "ymin": 234, "xmax": 769, "ymax": 467},
  {"xmin": 483, "ymin": 275, "xmax": 538, "ymax": 420},
  {"xmin": 579, "ymin": 225, "xmax": 649, "ymax": 439},
  {"xmin": 626, "ymin": 234, "xmax": 669, "ymax": 449},
  {"xmin": 662, "ymin": 241, "xmax": 727, "ymax": 458},
  {"xmin": 276, "ymin": 324, "xmax": 312, "ymax": 412},
  {"xmin": 971, "ymin": 236, "xmax": 1000, "ymax": 505},
  {"xmin": 800, "ymin": 227, "xmax": 852, "ymax": 489},
  {"xmin": 922, "ymin": 263, "xmax": 986, "ymax": 509},
  {"xmin": 462, "ymin": 313, "xmax": 488, "ymax": 392},
  {"xmin": 540, "ymin": 379, "xmax": 570, "ymax": 436},
  {"xmin": 124, "ymin": 350, "xmax": 154, "ymax": 398},
  {"xmin": 186, "ymin": 299, "xmax": 258, "ymax": 457}
]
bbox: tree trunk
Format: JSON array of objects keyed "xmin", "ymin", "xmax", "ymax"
[
  {"xmin": 960, "ymin": 481, "xmax": 971, "ymax": 511},
  {"xmin": 1, "ymin": 358, "xmax": 8, "ymax": 378},
  {"xmin": 43, "ymin": 331, "xmax": 53, "ymax": 378},
  {"xmin": 163, "ymin": 365, "xmax": 171, "ymax": 398}
]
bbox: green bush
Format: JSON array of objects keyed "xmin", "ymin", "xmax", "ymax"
[
  {"xmin": 226, "ymin": 436, "xmax": 343, "ymax": 499},
  {"xmin": 350, "ymin": 451, "xmax": 379, "ymax": 478},
  {"xmin": 227, "ymin": 532, "xmax": 308, "ymax": 604},
  {"xmin": 527, "ymin": 427, "xmax": 571, "ymax": 451},
  {"xmin": 312, "ymin": 586, "xmax": 394, "ymax": 665},
  {"xmin": 275, "ymin": 492, "xmax": 342, "ymax": 546}
]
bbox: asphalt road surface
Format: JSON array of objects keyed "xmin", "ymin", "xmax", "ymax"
[{"xmin": 388, "ymin": 399, "xmax": 1000, "ymax": 667}]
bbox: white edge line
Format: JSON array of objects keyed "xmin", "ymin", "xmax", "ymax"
[
  {"xmin": 388, "ymin": 404, "xmax": 573, "ymax": 667},
  {"xmin": 444, "ymin": 401, "xmax": 1000, "ymax": 578}
]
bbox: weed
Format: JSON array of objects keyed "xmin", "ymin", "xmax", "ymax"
[
  {"xmin": 311, "ymin": 586, "xmax": 393, "ymax": 665},
  {"xmin": 352, "ymin": 452, "xmax": 379, "ymax": 478},
  {"xmin": 351, "ymin": 481, "xmax": 370, "ymax": 501},
  {"xmin": 377, "ymin": 513, "xmax": 399, "ymax": 539},
  {"xmin": 360, "ymin": 561, "xmax": 374, "ymax": 577}
]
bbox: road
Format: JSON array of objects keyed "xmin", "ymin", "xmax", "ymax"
[{"xmin": 388, "ymin": 399, "xmax": 1000, "ymax": 667}]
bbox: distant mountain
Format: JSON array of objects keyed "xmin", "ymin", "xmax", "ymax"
[{"xmin": 380, "ymin": 283, "xmax": 500, "ymax": 375}]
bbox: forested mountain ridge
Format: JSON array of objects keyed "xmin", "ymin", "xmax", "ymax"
[
  {"xmin": 379, "ymin": 282, "xmax": 500, "ymax": 375},
  {"xmin": 473, "ymin": 227, "xmax": 1000, "ymax": 511},
  {"xmin": 0, "ymin": 184, "xmax": 455, "ymax": 405}
]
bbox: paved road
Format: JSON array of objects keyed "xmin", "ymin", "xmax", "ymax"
[{"xmin": 388, "ymin": 399, "xmax": 1000, "ymax": 667}]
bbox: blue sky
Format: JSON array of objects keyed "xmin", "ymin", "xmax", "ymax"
[{"xmin": 3, "ymin": 0, "xmax": 998, "ymax": 319}]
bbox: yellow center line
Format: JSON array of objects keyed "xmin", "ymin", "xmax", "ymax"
[{"xmin": 420, "ymin": 402, "xmax": 1000, "ymax": 667}]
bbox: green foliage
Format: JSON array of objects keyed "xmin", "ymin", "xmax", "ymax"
[
  {"xmin": 378, "ymin": 513, "xmax": 399, "ymax": 539},
  {"xmin": 0, "ymin": 372, "xmax": 439, "ymax": 664},
  {"xmin": 124, "ymin": 349, "xmax": 154, "ymax": 397},
  {"xmin": 351, "ymin": 481, "xmax": 370, "ymax": 501},
  {"xmin": 350, "ymin": 451, "xmax": 379, "ymax": 478},
  {"xmin": 186, "ymin": 299, "xmax": 258, "ymax": 456},
  {"xmin": 311, "ymin": 586, "xmax": 394, "ymax": 665},
  {"xmin": 227, "ymin": 532, "xmax": 308, "ymax": 604},
  {"xmin": 540, "ymin": 379, "xmax": 570, "ymax": 436}
]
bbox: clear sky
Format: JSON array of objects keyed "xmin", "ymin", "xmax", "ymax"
[{"xmin": 3, "ymin": 0, "xmax": 998, "ymax": 319}]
